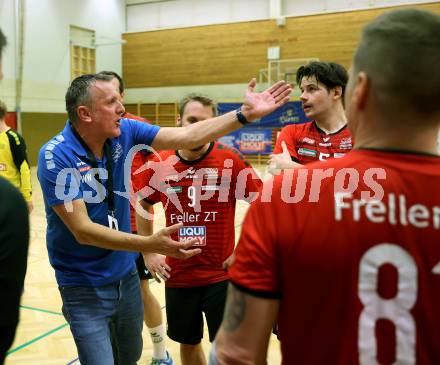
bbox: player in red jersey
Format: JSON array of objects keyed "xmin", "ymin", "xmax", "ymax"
[
  {"xmin": 212, "ymin": 8, "xmax": 440, "ymax": 365},
  {"xmin": 268, "ymin": 61, "xmax": 352, "ymax": 173},
  {"xmin": 99, "ymin": 71, "xmax": 172, "ymax": 365},
  {"xmin": 134, "ymin": 94, "xmax": 262, "ymax": 365}
]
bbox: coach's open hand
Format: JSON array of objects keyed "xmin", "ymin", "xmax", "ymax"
[
  {"xmin": 146, "ymin": 222, "xmax": 202, "ymax": 259},
  {"xmin": 241, "ymin": 79, "xmax": 292, "ymax": 122}
]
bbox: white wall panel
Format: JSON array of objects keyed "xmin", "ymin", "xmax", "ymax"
[
  {"xmin": 161, "ymin": 0, "xmax": 196, "ymax": 28},
  {"xmin": 284, "ymin": 0, "xmax": 437, "ymax": 17},
  {"xmin": 232, "ymin": 0, "xmax": 269, "ymax": 22},
  {"xmin": 192, "ymin": 0, "xmax": 231, "ymax": 26},
  {"xmin": 126, "ymin": 0, "xmax": 270, "ymax": 32},
  {"xmin": 126, "ymin": 0, "xmax": 438, "ymax": 32}
]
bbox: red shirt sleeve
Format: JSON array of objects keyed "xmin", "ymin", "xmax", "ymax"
[
  {"xmin": 131, "ymin": 152, "xmax": 155, "ymax": 193},
  {"xmin": 228, "ymin": 178, "xmax": 281, "ymax": 298},
  {"xmin": 273, "ymin": 125, "xmax": 299, "ymax": 161},
  {"xmin": 133, "ymin": 154, "xmax": 161, "ymax": 205}
]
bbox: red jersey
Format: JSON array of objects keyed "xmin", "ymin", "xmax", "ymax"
[
  {"xmin": 230, "ymin": 149, "xmax": 440, "ymax": 365},
  {"xmin": 273, "ymin": 121, "xmax": 353, "ymax": 164},
  {"xmin": 124, "ymin": 112, "xmax": 153, "ymax": 232},
  {"xmin": 136, "ymin": 142, "xmax": 262, "ymax": 288}
]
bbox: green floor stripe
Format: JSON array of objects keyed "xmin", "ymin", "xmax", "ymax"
[
  {"xmin": 7, "ymin": 323, "xmax": 69, "ymax": 355},
  {"xmin": 20, "ymin": 305, "xmax": 63, "ymax": 316}
]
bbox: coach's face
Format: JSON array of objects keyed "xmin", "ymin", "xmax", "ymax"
[
  {"xmin": 110, "ymin": 77, "xmax": 124, "ymax": 101},
  {"xmin": 88, "ymin": 81, "xmax": 125, "ymax": 138}
]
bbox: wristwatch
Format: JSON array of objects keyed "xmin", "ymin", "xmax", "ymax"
[{"xmin": 236, "ymin": 107, "xmax": 250, "ymax": 125}]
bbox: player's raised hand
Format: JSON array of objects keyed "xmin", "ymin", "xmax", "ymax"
[
  {"xmin": 241, "ymin": 79, "xmax": 292, "ymax": 122},
  {"xmin": 146, "ymin": 222, "xmax": 202, "ymax": 259}
]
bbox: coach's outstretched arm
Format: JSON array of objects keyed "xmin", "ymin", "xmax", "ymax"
[
  {"xmin": 209, "ymin": 283, "xmax": 279, "ymax": 365},
  {"xmin": 152, "ymin": 79, "xmax": 292, "ymax": 151}
]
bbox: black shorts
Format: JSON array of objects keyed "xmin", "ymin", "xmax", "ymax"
[
  {"xmin": 135, "ymin": 253, "xmax": 153, "ymax": 281},
  {"xmin": 165, "ymin": 280, "xmax": 228, "ymax": 345}
]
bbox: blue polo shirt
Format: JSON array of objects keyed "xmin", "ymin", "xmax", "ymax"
[{"xmin": 37, "ymin": 119, "xmax": 160, "ymax": 287}]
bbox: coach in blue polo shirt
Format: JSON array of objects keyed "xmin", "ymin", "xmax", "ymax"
[{"xmin": 37, "ymin": 73, "xmax": 291, "ymax": 365}]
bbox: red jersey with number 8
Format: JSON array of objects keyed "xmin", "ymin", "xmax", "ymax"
[
  {"xmin": 230, "ymin": 149, "xmax": 440, "ymax": 365},
  {"xmin": 135, "ymin": 142, "xmax": 262, "ymax": 288}
]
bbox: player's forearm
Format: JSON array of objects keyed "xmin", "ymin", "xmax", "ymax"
[
  {"xmin": 212, "ymin": 284, "xmax": 277, "ymax": 365},
  {"xmin": 212, "ymin": 337, "xmax": 260, "ymax": 365},
  {"xmin": 135, "ymin": 200, "xmax": 154, "ymax": 237}
]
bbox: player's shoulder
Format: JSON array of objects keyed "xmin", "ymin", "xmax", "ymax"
[
  {"xmin": 281, "ymin": 121, "xmax": 314, "ymax": 134},
  {"xmin": 5, "ymin": 128, "xmax": 18, "ymax": 138},
  {"xmin": 5, "ymin": 128, "xmax": 23, "ymax": 144},
  {"xmin": 271, "ymin": 151, "xmax": 364, "ymax": 187},
  {"xmin": 149, "ymin": 149, "xmax": 176, "ymax": 162},
  {"xmin": 214, "ymin": 141, "xmax": 250, "ymax": 165},
  {"xmin": 215, "ymin": 141, "xmax": 243, "ymax": 157},
  {"xmin": 305, "ymin": 150, "xmax": 368, "ymax": 170}
]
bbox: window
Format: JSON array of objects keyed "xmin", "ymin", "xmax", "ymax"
[{"xmin": 70, "ymin": 26, "xmax": 96, "ymax": 79}]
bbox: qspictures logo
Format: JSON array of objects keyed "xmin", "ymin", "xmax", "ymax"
[{"xmin": 52, "ymin": 144, "xmax": 389, "ymax": 220}]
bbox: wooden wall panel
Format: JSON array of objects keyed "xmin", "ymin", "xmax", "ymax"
[
  {"xmin": 22, "ymin": 113, "xmax": 67, "ymax": 166},
  {"xmin": 123, "ymin": 2, "xmax": 440, "ymax": 88}
]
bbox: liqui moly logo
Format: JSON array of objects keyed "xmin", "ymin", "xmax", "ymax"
[{"xmin": 178, "ymin": 226, "xmax": 206, "ymax": 246}]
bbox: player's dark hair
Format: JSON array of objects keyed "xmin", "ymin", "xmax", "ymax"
[
  {"xmin": 65, "ymin": 73, "xmax": 113, "ymax": 124},
  {"xmin": 0, "ymin": 28, "xmax": 7, "ymax": 60},
  {"xmin": 98, "ymin": 71, "xmax": 124, "ymax": 94},
  {"xmin": 0, "ymin": 99, "xmax": 7, "ymax": 120},
  {"xmin": 296, "ymin": 61, "xmax": 348, "ymax": 97},
  {"xmin": 179, "ymin": 94, "xmax": 218, "ymax": 118},
  {"xmin": 353, "ymin": 8, "xmax": 440, "ymax": 119}
]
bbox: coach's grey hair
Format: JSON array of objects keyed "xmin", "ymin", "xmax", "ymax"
[
  {"xmin": 353, "ymin": 8, "xmax": 440, "ymax": 120},
  {"xmin": 65, "ymin": 73, "xmax": 113, "ymax": 124}
]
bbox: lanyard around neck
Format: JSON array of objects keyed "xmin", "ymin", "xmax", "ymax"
[{"xmin": 69, "ymin": 123, "xmax": 115, "ymax": 213}]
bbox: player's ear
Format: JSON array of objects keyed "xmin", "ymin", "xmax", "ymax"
[
  {"xmin": 353, "ymin": 72, "xmax": 369, "ymax": 111},
  {"xmin": 176, "ymin": 115, "xmax": 182, "ymax": 127},
  {"xmin": 333, "ymin": 86, "xmax": 343, "ymax": 101}
]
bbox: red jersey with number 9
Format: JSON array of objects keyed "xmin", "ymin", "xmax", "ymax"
[
  {"xmin": 229, "ymin": 149, "xmax": 440, "ymax": 365},
  {"xmin": 134, "ymin": 142, "xmax": 262, "ymax": 288}
]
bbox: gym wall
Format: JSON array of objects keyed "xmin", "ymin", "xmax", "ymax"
[
  {"xmin": 22, "ymin": 113, "xmax": 67, "ymax": 166},
  {"xmin": 122, "ymin": 2, "xmax": 440, "ymax": 90},
  {"xmin": 0, "ymin": 0, "xmax": 125, "ymax": 165}
]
